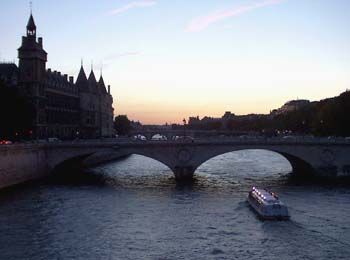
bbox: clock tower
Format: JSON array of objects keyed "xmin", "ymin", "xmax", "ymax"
[{"xmin": 18, "ymin": 13, "xmax": 48, "ymax": 137}]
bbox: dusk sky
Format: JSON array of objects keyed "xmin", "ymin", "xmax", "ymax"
[{"xmin": 0, "ymin": 0, "xmax": 349, "ymax": 124}]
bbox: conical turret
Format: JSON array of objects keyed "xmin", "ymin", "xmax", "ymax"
[
  {"xmin": 76, "ymin": 66, "xmax": 89, "ymax": 92},
  {"xmin": 27, "ymin": 14, "xmax": 36, "ymax": 37},
  {"xmin": 88, "ymin": 70, "xmax": 99, "ymax": 93},
  {"xmin": 98, "ymin": 75, "xmax": 107, "ymax": 94}
]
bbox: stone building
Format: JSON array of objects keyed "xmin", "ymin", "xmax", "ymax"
[
  {"xmin": 0, "ymin": 13, "xmax": 114, "ymax": 139},
  {"xmin": 272, "ymin": 99, "xmax": 310, "ymax": 116}
]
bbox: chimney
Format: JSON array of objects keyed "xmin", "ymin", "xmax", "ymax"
[
  {"xmin": 48, "ymin": 68, "xmax": 51, "ymax": 73},
  {"xmin": 69, "ymin": 76, "xmax": 74, "ymax": 83},
  {"xmin": 58, "ymin": 72, "xmax": 61, "ymax": 76},
  {"xmin": 38, "ymin": 37, "xmax": 43, "ymax": 47},
  {"xmin": 64, "ymin": 74, "xmax": 68, "ymax": 81},
  {"xmin": 54, "ymin": 70, "xmax": 57, "ymax": 75},
  {"xmin": 108, "ymin": 85, "xmax": 111, "ymax": 94}
]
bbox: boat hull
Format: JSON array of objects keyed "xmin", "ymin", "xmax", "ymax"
[{"xmin": 247, "ymin": 193, "xmax": 290, "ymax": 220}]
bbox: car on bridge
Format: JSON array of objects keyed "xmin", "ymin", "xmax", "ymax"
[
  {"xmin": 174, "ymin": 136, "xmax": 194, "ymax": 143},
  {"xmin": 151, "ymin": 134, "xmax": 167, "ymax": 141},
  {"xmin": 133, "ymin": 134, "xmax": 147, "ymax": 141}
]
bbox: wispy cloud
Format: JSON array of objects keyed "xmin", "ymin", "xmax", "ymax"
[
  {"xmin": 110, "ymin": 1, "xmax": 156, "ymax": 15},
  {"xmin": 105, "ymin": 52, "xmax": 141, "ymax": 60},
  {"xmin": 102, "ymin": 52, "xmax": 141, "ymax": 69},
  {"xmin": 187, "ymin": 0, "xmax": 286, "ymax": 32}
]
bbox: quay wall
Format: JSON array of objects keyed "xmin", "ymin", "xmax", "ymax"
[
  {"xmin": 0, "ymin": 144, "xmax": 48, "ymax": 189},
  {"xmin": 0, "ymin": 144, "xmax": 127, "ymax": 190}
]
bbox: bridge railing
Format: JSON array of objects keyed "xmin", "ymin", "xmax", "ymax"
[{"xmin": 1, "ymin": 136, "xmax": 350, "ymax": 148}]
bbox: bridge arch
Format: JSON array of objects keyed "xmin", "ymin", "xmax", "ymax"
[
  {"xmin": 48, "ymin": 147, "xmax": 175, "ymax": 178},
  {"xmin": 124, "ymin": 152, "xmax": 174, "ymax": 173},
  {"xmin": 192, "ymin": 148, "xmax": 315, "ymax": 178},
  {"xmin": 52, "ymin": 153, "xmax": 94, "ymax": 173},
  {"xmin": 116, "ymin": 151, "xmax": 173, "ymax": 174}
]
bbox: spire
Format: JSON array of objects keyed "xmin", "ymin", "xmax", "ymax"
[
  {"xmin": 88, "ymin": 69, "xmax": 99, "ymax": 94},
  {"xmin": 98, "ymin": 74, "xmax": 107, "ymax": 94},
  {"xmin": 88, "ymin": 69, "xmax": 96, "ymax": 82},
  {"xmin": 27, "ymin": 14, "xmax": 36, "ymax": 30},
  {"xmin": 77, "ymin": 66, "xmax": 87, "ymax": 82},
  {"xmin": 76, "ymin": 65, "xmax": 89, "ymax": 92},
  {"xmin": 26, "ymin": 12, "xmax": 36, "ymax": 37}
]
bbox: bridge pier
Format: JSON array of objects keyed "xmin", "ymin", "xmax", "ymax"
[{"xmin": 173, "ymin": 166, "xmax": 195, "ymax": 182}]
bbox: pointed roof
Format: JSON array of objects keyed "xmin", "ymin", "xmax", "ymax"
[
  {"xmin": 76, "ymin": 66, "xmax": 89, "ymax": 91},
  {"xmin": 98, "ymin": 75, "xmax": 107, "ymax": 94},
  {"xmin": 88, "ymin": 70, "xmax": 96, "ymax": 82},
  {"xmin": 76, "ymin": 66, "xmax": 87, "ymax": 83},
  {"xmin": 27, "ymin": 14, "xmax": 36, "ymax": 31},
  {"xmin": 88, "ymin": 70, "xmax": 99, "ymax": 93}
]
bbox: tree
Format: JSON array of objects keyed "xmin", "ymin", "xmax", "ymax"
[
  {"xmin": 114, "ymin": 115, "xmax": 131, "ymax": 135},
  {"xmin": 0, "ymin": 80, "xmax": 35, "ymax": 140}
]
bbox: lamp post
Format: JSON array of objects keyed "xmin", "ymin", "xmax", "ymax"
[
  {"xmin": 29, "ymin": 130, "xmax": 33, "ymax": 141},
  {"xmin": 183, "ymin": 118, "xmax": 187, "ymax": 137}
]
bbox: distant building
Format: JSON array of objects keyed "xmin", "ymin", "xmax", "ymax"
[
  {"xmin": 130, "ymin": 121, "xmax": 143, "ymax": 130},
  {"xmin": 201, "ymin": 116, "xmax": 221, "ymax": 124},
  {"xmin": 235, "ymin": 114, "xmax": 265, "ymax": 121},
  {"xmin": 187, "ymin": 111, "xmax": 268, "ymax": 131},
  {"xmin": 274, "ymin": 99, "xmax": 310, "ymax": 115},
  {"xmin": 0, "ymin": 13, "xmax": 114, "ymax": 139},
  {"xmin": 188, "ymin": 116, "xmax": 201, "ymax": 126},
  {"xmin": 221, "ymin": 111, "xmax": 235, "ymax": 129},
  {"xmin": 222, "ymin": 111, "xmax": 235, "ymax": 120}
]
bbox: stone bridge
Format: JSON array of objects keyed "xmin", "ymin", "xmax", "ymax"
[
  {"xmin": 112, "ymin": 140, "xmax": 350, "ymax": 180},
  {"xmin": 1, "ymin": 138, "xmax": 350, "ymax": 188}
]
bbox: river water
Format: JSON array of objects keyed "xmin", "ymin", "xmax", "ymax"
[{"xmin": 1, "ymin": 150, "xmax": 350, "ymax": 260}]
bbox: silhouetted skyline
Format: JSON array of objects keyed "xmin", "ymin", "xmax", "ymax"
[{"xmin": 0, "ymin": 0, "xmax": 349, "ymax": 124}]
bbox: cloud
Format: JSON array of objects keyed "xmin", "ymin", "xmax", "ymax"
[
  {"xmin": 110, "ymin": 1, "xmax": 156, "ymax": 15},
  {"xmin": 105, "ymin": 52, "xmax": 141, "ymax": 61},
  {"xmin": 187, "ymin": 0, "xmax": 286, "ymax": 32},
  {"xmin": 100, "ymin": 52, "xmax": 141, "ymax": 69}
]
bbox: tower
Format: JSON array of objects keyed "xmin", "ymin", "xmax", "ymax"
[{"xmin": 18, "ymin": 13, "xmax": 48, "ymax": 137}]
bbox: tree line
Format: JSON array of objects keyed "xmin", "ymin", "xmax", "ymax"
[
  {"xmin": 186, "ymin": 91, "xmax": 350, "ymax": 137},
  {"xmin": 0, "ymin": 80, "xmax": 35, "ymax": 140}
]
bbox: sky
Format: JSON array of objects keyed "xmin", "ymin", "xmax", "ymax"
[{"xmin": 0, "ymin": 0, "xmax": 349, "ymax": 124}]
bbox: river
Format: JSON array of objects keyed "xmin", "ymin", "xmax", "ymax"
[{"xmin": 0, "ymin": 150, "xmax": 350, "ymax": 260}]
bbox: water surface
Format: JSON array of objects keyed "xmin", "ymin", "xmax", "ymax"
[{"xmin": 1, "ymin": 150, "xmax": 349, "ymax": 260}]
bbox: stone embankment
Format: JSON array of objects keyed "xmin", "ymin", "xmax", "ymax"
[{"xmin": 0, "ymin": 143, "xmax": 127, "ymax": 190}]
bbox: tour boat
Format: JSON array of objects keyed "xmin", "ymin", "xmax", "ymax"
[{"xmin": 247, "ymin": 187, "xmax": 290, "ymax": 220}]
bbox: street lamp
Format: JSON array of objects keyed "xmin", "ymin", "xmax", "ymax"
[
  {"xmin": 29, "ymin": 130, "xmax": 33, "ymax": 141},
  {"xmin": 183, "ymin": 118, "xmax": 187, "ymax": 137}
]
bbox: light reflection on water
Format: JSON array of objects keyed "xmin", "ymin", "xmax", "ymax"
[{"xmin": 0, "ymin": 150, "xmax": 350, "ymax": 260}]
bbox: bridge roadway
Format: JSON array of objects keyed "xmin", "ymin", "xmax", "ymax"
[{"xmin": 1, "ymin": 137, "xmax": 350, "ymax": 188}]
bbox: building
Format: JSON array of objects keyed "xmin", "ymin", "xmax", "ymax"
[
  {"xmin": 271, "ymin": 99, "xmax": 310, "ymax": 116},
  {"xmin": 0, "ymin": 13, "xmax": 114, "ymax": 139}
]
